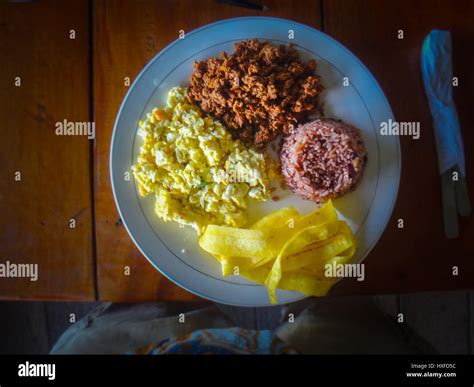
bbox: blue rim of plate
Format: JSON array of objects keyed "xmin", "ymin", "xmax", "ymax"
[{"xmin": 110, "ymin": 16, "xmax": 401, "ymax": 306}]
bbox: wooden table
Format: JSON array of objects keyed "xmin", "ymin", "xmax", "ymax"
[{"xmin": 1, "ymin": 0, "xmax": 473, "ymax": 302}]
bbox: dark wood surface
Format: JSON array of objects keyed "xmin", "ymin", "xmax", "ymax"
[
  {"xmin": 0, "ymin": 0, "xmax": 472, "ymax": 301},
  {"xmin": 325, "ymin": 0, "xmax": 474, "ymax": 296},
  {"xmin": 0, "ymin": 0, "xmax": 94, "ymax": 300}
]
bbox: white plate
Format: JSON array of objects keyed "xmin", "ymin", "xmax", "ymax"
[{"xmin": 110, "ymin": 17, "xmax": 401, "ymax": 306}]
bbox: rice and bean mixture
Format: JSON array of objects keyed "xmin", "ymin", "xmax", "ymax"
[{"xmin": 280, "ymin": 118, "xmax": 367, "ymax": 202}]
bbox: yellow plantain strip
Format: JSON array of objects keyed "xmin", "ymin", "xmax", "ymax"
[
  {"xmin": 264, "ymin": 219, "xmax": 346, "ymax": 303},
  {"xmin": 199, "ymin": 200, "xmax": 358, "ymax": 304},
  {"xmin": 282, "ymin": 233, "xmax": 353, "ymax": 272},
  {"xmin": 199, "ymin": 226, "xmax": 275, "ymax": 260},
  {"xmin": 250, "ymin": 206, "xmax": 300, "ymax": 231}
]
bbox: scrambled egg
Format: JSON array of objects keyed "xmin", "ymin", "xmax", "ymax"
[{"xmin": 132, "ymin": 87, "xmax": 276, "ymax": 234}]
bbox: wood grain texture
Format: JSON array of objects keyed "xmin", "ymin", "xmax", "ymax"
[
  {"xmin": 94, "ymin": 0, "xmax": 322, "ymax": 301},
  {"xmin": 323, "ymin": 0, "xmax": 474, "ymax": 296},
  {"xmin": 2, "ymin": 0, "xmax": 473, "ymax": 302},
  {"xmin": 0, "ymin": 0, "xmax": 94, "ymax": 300}
]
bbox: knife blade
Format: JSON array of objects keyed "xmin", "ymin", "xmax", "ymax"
[
  {"xmin": 453, "ymin": 166, "xmax": 472, "ymax": 217},
  {"xmin": 441, "ymin": 168, "xmax": 459, "ymax": 239}
]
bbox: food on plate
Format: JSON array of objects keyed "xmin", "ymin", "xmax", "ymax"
[
  {"xmin": 199, "ymin": 200, "xmax": 357, "ymax": 303},
  {"xmin": 132, "ymin": 86, "xmax": 277, "ymax": 234},
  {"xmin": 280, "ymin": 118, "xmax": 367, "ymax": 203},
  {"xmin": 200, "ymin": 200, "xmax": 338, "ymax": 267},
  {"xmin": 188, "ymin": 39, "xmax": 324, "ymax": 148},
  {"xmin": 130, "ymin": 36, "xmax": 369, "ymax": 305}
]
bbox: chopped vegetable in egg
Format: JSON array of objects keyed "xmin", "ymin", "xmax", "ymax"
[{"xmin": 132, "ymin": 87, "xmax": 276, "ymax": 234}]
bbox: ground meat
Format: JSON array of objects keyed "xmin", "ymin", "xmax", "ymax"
[
  {"xmin": 280, "ymin": 119, "xmax": 367, "ymax": 202},
  {"xmin": 188, "ymin": 39, "xmax": 324, "ymax": 148}
]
